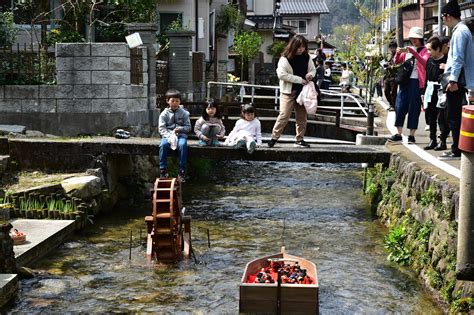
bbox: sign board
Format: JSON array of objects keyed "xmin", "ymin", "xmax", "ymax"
[{"xmin": 125, "ymin": 33, "xmax": 143, "ymax": 49}]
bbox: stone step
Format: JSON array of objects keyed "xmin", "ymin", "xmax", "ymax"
[{"xmin": 0, "ymin": 274, "xmax": 18, "ymax": 308}]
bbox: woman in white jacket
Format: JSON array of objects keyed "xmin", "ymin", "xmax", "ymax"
[{"xmin": 268, "ymin": 35, "xmax": 316, "ymax": 148}]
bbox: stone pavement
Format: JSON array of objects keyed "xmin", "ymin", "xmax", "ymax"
[
  {"xmin": 10, "ymin": 219, "xmax": 76, "ymax": 268},
  {"xmin": 0, "ymin": 219, "xmax": 76, "ymax": 307},
  {"xmin": 375, "ymin": 97, "xmax": 461, "ymax": 179}
]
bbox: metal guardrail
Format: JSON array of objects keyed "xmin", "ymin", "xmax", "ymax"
[
  {"xmin": 207, "ymin": 81, "xmax": 280, "ymax": 109},
  {"xmin": 319, "ymin": 89, "xmax": 369, "ymax": 118},
  {"xmin": 206, "ymin": 81, "xmax": 369, "ymax": 118}
]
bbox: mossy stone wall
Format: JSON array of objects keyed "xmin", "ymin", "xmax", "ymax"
[
  {"xmin": 366, "ymin": 153, "xmax": 474, "ymax": 312},
  {"xmin": 0, "ymin": 222, "xmax": 15, "ymax": 273}
]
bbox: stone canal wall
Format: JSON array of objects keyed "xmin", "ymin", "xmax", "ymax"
[
  {"xmin": 0, "ymin": 222, "xmax": 15, "ymax": 273},
  {"xmin": 366, "ymin": 153, "xmax": 474, "ymax": 312}
]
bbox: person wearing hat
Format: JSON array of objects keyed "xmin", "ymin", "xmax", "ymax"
[
  {"xmin": 387, "ymin": 26, "xmax": 430, "ymax": 144},
  {"xmin": 438, "ymin": 0, "xmax": 474, "ymax": 160}
]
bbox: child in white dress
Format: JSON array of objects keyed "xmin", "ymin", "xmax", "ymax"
[{"xmin": 224, "ymin": 104, "xmax": 262, "ymax": 154}]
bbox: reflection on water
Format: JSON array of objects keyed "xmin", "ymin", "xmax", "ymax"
[{"xmin": 6, "ymin": 161, "xmax": 440, "ymax": 313}]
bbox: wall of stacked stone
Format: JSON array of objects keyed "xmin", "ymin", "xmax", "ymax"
[
  {"xmin": 366, "ymin": 153, "xmax": 474, "ymax": 312},
  {"xmin": 0, "ymin": 43, "xmax": 158, "ymax": 136},
  {"xmin": 0, "ymin": 222, "xmax": 16, "ymax": 273}
]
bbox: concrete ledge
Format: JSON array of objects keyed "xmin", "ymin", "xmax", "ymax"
[
  {"xmin": 356, "ymin": 134, "xmax": 388, "ymax": 145},
  {"xmin": 0, "ymin": 111, "xmax": 155, "ymax": 136},
  {"xmin": 7, "ymin": 137, "xmax": 391, "ymax": 171},
  {"xmin": 11, "ymin": 219, "xmax": 76, "ymax": 268},
  {"xmin": 0, "ymin": 274, "xmax": 18, "ymax": 308}
]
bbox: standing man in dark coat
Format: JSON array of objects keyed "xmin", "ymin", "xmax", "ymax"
[
  {"xmin": 439, "ymin": 0, "xmax": 474, "ymax": 160},
  {"xmin": 383, "ymin": 41, "xmax": 399, "ymax": 111}
]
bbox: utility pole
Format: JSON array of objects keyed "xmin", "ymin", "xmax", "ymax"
[
  {"xmin": 396, "ymin": 0, "xmax": 403, "ymax": 45},
  {"xmin": 438, "ymin": 0, "xmax": 443, "ymax": 35}
]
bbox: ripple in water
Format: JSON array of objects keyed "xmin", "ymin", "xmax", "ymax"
[{"xmin": 5, "ymin": 161, "xmax": 440, "ymax": 313}]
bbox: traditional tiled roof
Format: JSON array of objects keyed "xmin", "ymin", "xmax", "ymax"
[
  {"xmin": 247, "ymin": 15, "xmax": 274, "ymax": 30},
  {"xmin": 280, "ymin": 0, "xmax": 330, "ymax": 15},
  {"xmin": 460, "ymin": 0, "xmax": 474, "ymax": 9}
]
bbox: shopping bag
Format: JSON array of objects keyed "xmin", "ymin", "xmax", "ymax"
[{"xmin": 296, "ymin": 81, "xmax": 318, "ymax": 115}]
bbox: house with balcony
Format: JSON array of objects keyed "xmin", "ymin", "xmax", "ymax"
[
  {"xmin": 247, "ymin": 0, "xmax": 329, "ymax": 67},
  {"xmin": 380, "ymin": 0, "xmax": 473, "ymax": 46}
]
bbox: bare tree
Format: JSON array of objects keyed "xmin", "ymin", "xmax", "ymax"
[{"xmin": 231, "ymin": 0, "xmax": 247, "ymax": 29}]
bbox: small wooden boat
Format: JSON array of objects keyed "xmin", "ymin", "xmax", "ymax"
[{"xmin": 240, "ymin": 251, "xmax": 319, "ymax": 314}]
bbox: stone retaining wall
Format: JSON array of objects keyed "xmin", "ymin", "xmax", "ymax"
[
  {"xmin": 0, "ymin": 223, "xmax": 15, "ymax": 273},
  {"xmin": 366, "ymin": 153, "xmax": 474, "ymax": 312},
  {"xmin": 0, "ymin": 43, "xmax": 159, "ymax": 137}
]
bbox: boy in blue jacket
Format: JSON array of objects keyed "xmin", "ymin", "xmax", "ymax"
[{"xmin": 159, "ymin": 89, "xmax": 191, "ymax": 180}]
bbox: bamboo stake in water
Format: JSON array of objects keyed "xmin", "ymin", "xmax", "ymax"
[{"xmin": 129, "ymin": 230, "xmax": 132, "ymax": 261}]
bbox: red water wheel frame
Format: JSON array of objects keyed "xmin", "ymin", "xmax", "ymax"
[{"xmin": 146, "ymin": 177, "xmax": 184, "ymax": 263}]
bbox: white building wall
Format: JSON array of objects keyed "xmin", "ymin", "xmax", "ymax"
[
  {"xmin": 157, "ymin": 0, "xmax": 210, "ymax": 59},
  {"xmin": 254, "ymin": 0, "xmax": 274, "ymax": 15}
]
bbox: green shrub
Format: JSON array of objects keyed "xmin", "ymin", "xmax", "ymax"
[
  {"xmin": 46, "ymin": 28, "xmax": 85, "ymax": 47},
  {"xmin": 384, "ymin": 225, "xmax": 410, "ymax": 265},
  {"xmin": 0, "ymin": 10, "xmax": 17, "ymax": 48},
  {"xmin": 420, "ymin": 185, "xmax": 437, "ymax": 207}
]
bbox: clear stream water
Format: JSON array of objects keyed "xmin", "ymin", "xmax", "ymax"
[{"xmin": 5, "ymin": 161, "xmax": 440, "ymax": 314}]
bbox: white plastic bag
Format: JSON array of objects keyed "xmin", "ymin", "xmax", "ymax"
[
  {"xmin": 168, "ymin": 133, "xmax": 178, "ymax": 150},
  {"xmin": 296, "ymin": 81, "xmax": 318, "ymax": 115}
]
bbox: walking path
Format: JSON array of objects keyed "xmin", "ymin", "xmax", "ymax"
[{"xmin": 375, "ymin": 97, "xmax": 461, "ymax": 179}]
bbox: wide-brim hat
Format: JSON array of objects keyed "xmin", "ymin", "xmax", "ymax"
[{"xmin": 408, "ymin": 27, "xmax": 423, "ymax": 39}]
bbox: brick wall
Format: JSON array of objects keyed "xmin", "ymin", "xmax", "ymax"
[{"xmin": 0, "ymin": 43, "xmax": 159, "ymax": 137}]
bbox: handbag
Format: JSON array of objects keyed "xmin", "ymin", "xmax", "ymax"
[{"xmin": 396, "ymin": 57, "xmax": 414, "ymax": 86}]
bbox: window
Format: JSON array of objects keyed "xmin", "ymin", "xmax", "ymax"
[
  {"xmin": 247, "ymin": 0, "xmax": 254, "ymax": 12},
  {"xmin": 159, "ymin": 13, "xmax": 182, "ymax": 33},
  {"xmin": 285, "ymin": 20, "xmax": 307, "ymax": 34}
]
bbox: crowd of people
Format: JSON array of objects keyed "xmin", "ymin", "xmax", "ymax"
[
  {"xmin": 157, "ymin": 0, "xmax": 473, "ymax": 182},
  {"xmin": 386, "ymin": 0, "xmax": 473, "ymax": 161}
]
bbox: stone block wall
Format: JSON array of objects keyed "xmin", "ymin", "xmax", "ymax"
[
  {"xmin": 0, "ymin": 43, "xmax": 159, "ymax": 137},
  {"xmin": 0, "ymin": 223, "xmax": 15, "ymax": 273},
  {"xmin": 366, "ymin": 153, "xmax": 474, "ymax": 312}
]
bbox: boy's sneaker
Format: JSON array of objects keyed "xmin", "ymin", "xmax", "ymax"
[
  {"xmin": 407, "ymin": 135, "xmax": 416, "ymax": 144},
  {"xmin": 267, "ymin": 138, "xmax": 277, "ymax": 148},
  {"xmin": 387, "ymin": 134, "xmax": 402, "ymax": 142},
  {"xmin": 198, "ymin": 140, "xmax": 207, "ymax": 146},
  {"xmin": 247, "ymin": 140, "xmax": 257, "ymax": 154},
  {"xmin": 234, "ymin": 139, "xmax": 246, "ymax": 149},
  {"xmin": 178, "ymin": 169, "xmax": 186, "ymax": 182},
  {"xmin": 159, "ymin": 168, "xmax": 168, "ymax": 179},
  {"xmin": 294, "ymin": 140, "xmax": 310, "ymax": 148},
  {"xmin": 211, "ymin": 139, "xmax": 220, "ymax": 146}
]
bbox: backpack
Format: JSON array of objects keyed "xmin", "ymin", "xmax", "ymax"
[{"xmin": 396, "ymin": 57, "xmax": 414, "ymax": 86}]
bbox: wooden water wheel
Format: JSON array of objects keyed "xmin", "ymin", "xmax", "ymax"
[{"xmin": 145, "ymin": 177, "xmax": 191, "ymax": 263}]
